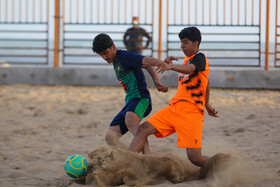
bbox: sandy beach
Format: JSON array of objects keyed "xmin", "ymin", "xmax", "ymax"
[{"xmin": 0, "ymin": 84, "xmax": 279, "ymax": 187}]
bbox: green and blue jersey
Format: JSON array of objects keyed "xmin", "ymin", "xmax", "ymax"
[{"xmin": 113, "ymin": 50, "xmax": 150, "ymax": 104}]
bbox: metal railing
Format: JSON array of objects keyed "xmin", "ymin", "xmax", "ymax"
[
  {"xmin": 166, "ymin": 0, "xmax": 261, "ymax": 67},
  {"xmin": 60, "ymin": 0, "xmax": 154, "ymax": 65},
  {"xmin": 0, "ymin": 0, "xmax": 279, "ymax": 69},
  {"xmin": 275, "ymin": 0, "xmax": 280, "ymax": 67},
  {"xmin": 0, "ymin": 0, "xmax": 49, "ymax": 65}
]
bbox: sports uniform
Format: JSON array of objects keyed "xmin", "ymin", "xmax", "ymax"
[
  {"xmin": 147, "ymin": 52, "xmax": 209, "ymax": 148},
  {"xmin": 110, "ymin": 50, "xmax": 152, "ymax": 134}
]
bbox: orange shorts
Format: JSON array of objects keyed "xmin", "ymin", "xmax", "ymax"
[{"xmin": 146, "ymin": 101, "xmax": 204, "ymax": 149}]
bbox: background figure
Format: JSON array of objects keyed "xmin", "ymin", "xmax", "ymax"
[{"xmin": 123, "ymin": 17, "xmax": 152, "ymax": 55}]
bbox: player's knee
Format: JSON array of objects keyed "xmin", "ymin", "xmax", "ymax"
[
  {"xmin": 125, "ymin": 121, "xmax": 136, "ymax": 130},
  {"xmin": 125, "ymin": 111, "xmax": 140, "ymax": 121},
  {"xmin": 105, "ymin": 133, "xmax": 115, "ymax": 146},
  {"xmin": 188, "ymin": 154, "xmax": 203, "ymax": 167},
  {"xmin": 189, "ymin": 157, "xmax": 201, "ymax": 166},
  {"xmin": 136, "ymin": 122, "xmax": 152, "ymax": 137}
]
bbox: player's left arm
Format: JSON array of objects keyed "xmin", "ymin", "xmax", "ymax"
[
  {"xmin": 142, "ymin": 57, "xmax": 168, "ymax": 92},
  {"xmin": 145, "ymin": 66, "xmax": 168, "ymax": 92},
  {"xmin": 205, "ymin": 81, "xmax": 219, "ymax": 117},
  {"xmin": 142, "ymin": 56, "xmax": 162, "ymax": 67}
]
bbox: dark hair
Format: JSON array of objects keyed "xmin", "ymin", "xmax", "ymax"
[
  {"xmin": 178, "ymin": 27, "xmax": 201, "ymax": 46},
  {"xmin": 92, "ymin": 33, "xmax": 114, "ymax": 53}
]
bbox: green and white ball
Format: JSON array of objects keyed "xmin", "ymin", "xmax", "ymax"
[{"xmin": 64, "ymin": 155, "xmax": 88, "ymax": 178}]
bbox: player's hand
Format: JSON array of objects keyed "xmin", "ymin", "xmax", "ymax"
[
  {"xmin": 155, "ymin": 81, "xmax": 168, "ymax": 92},
  {"xmin": 164, "ymin": 56, "xmax": 178, "ymax": 64},
  {"xmin": 156, "ymin": 62, "xmax": 171, "ymax": 73},
  {"xmin": 205, "ymin": 103, "xmax": 218, "ymax": 117}
]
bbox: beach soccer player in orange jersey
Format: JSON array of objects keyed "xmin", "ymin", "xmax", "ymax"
[{"xmin": 129, "ymin": 26, "xmax": 218, "ymax": 167}]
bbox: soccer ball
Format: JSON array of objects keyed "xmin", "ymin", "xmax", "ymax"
[{"xmin": 64, "ymin": 155, "xmax": 88, "ymax": 178}]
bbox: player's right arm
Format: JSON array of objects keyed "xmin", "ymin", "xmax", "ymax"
[
  {"xmin": 205, "ymin": 81, "xmax": 219, "ymax": 117},
  {"xmin": 157, "ymin": 56, "xmax": 196, "ymax": 74}
]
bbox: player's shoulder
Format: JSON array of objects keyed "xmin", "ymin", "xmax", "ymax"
[
  {"xmin": 117, "ymin": 50, "xmax": 126, "ymax": 59},
  {"xmin": 118, "ymin": 50, "xmax": 138, "ymax": 60},
  {"xmin": 193, "ymin": 52, "xmax": 207, "ymax": 61},
  {"xmin": 117, "ymin": 50, "xmax": 144, "ymax": 69},
  {"xmin": 195, "ymin": 51, "xmax": 206, "ymax": 58},
  {"xmin": 118, "ymin": 49, "xmax": 132, "ymax": 56}
]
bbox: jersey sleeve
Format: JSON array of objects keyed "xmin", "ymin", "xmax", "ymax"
[
  {"xmin": 190, "ymin": 53, "xmax": 206, "ymax": 72},
  {"xmin": 119, "ymin": 51, "xmax": 145, "ymax": 70}
]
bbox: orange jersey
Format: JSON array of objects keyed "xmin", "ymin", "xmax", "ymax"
[{"xmin": 170, "ymin": 52, "xmax": 209, "ymax": 113}]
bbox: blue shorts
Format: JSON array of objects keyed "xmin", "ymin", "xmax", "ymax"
[{"xmin": 110, "ymin": 97, "xmax": 152, "ymax": 134}]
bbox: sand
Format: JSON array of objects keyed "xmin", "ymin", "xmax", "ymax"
[{"xmin": 0, "ymin": 84, "xmax": 279, "ymax": 187}]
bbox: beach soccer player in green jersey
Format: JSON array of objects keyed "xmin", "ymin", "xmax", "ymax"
[{"xmin": 92, "ymin": 33, "xmax": 168, "ymax": 154}]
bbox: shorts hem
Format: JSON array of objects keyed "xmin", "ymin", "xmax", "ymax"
[
  {"xmin": 178, "ymin": 145, "xmax": 202, "ymax": 149},
  {"xmin": 146, "ymin": 119, "xmax": 166, "ymax": 138},
  {"xmin": 110, "ymin": 123, "xmax": 119, "ymax": 126}
]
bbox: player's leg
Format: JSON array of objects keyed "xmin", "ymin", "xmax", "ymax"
[
  {"xmin": 125, "ymin": 111, "xmax": 150, "ymax": 154},
  {"xmin": 125, "ymin": 98, "xmax": 152, "ymax": 154},
  {"xmin": 129, "ymin": 121, "xmax": 158, "ymax": 153},
  {"xmin": 105, "ymin": 125, "xmax": 127, "ymax": 150},
  {"xmin": 173, "ymin": 101, "xmax": 207, "ymax": 167},
  {"xmin": 186, "ymin": 148, "xmax": 209, "ymax": 167},
  {"xmin": 106, "ymin": 106, "xmax": 129, "ymax": 150},
  {"xmin": 129, "ymin": 104, "xmax": 176, "ymax": 153}
]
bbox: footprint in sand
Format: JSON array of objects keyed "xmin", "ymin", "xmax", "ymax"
[
  {"xmin": 66, "ymin": 108, "xmax": 88, "ymax": 115},
  {"xmin": 245, "ymin": 114, "xmax": 256, "ymax": 120}
]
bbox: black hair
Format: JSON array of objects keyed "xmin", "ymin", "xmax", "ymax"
[
  {"xmin": 92, "ymin": 33, "xmax": 114, "ymax": 53},
  {"xmin": 178, "ymin": 27, "xmax": 201, "ymax": 46}
]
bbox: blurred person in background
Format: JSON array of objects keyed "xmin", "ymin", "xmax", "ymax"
[{"xmin": 123, "ymin": 17, "xmax": 152, "ymax": 55}]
